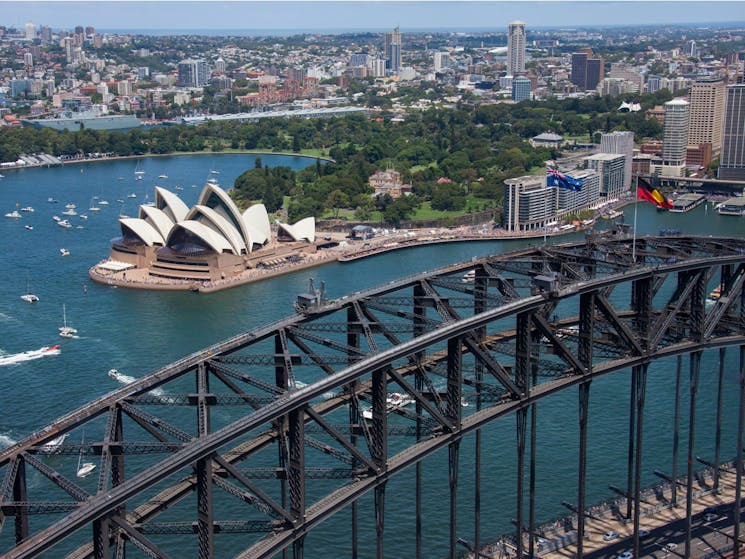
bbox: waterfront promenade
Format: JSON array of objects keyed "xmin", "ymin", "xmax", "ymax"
[{"xmin": 88, "ymin": 224, "xmax": 574, "ymax": 293}]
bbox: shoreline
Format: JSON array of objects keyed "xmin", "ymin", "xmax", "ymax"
[{"xmin": 88, "ymin": 224, "xmax": 595, "ymax": 294}]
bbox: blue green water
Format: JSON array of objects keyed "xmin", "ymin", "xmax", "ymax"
[{"xmin": 0, "ymin": 155, "xmax": 743, "ymax": 558}]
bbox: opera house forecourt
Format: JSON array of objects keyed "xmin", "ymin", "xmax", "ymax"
[{"xmin": 89, "ymin": 180, "xmax": 324, "ymax": 293}]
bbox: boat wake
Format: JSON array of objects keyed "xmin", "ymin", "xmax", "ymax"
[
  {"xmin": 0, "ymin": 345, "xmax": 61, "ymax": 366},
  {"xmin": 108, "ymin": 369, "xmax": 164, "ymax": 396},
  {"xmin": 0, "ymin": 434, "xmax": 17, "ymax": 449}
]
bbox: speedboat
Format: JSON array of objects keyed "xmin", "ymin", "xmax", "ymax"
[
  {"xmin": 127, "ymin": 193, "xmax": 137, "ymax": 198},
  {"xmin": 0, "ymin": 344, "xmax": 60, "ymax": 366},
  {"xmin": 462, "ymin": 270, "xmax": 476, "ymax": 283},
  {"xmin": 57, "ymin": 220, "xmax": 72, "ymax": 229},
  {"xmin": 98, "ymin": 200, "xmax": 109, "ymax": 205},
  {"xmin": 47, "ymin": 197, "xmax": 58, "ymax": 203},
  {"xmin": 65, "ymin": 203, "xmax": 76, "ymax": 209},
  {"xmin": 20, "ymin": 293, "xmax": 39, "ymax": 303},
  {"xmin": 20, "ymin": 206, "xmax": 34, "ymax": 212},
  {"xmin": 24, "ymin": 225, "xmax": 33, "ymax": 231},
  {"xmin": 62, "ymin": 208, "xmax": 77, "ymax": 216},
  {"xmin": 362, "ymin": 392, "xmax": 415, "ymax": 420},
  {"xmin": 4, "ymin": 210, "xmax": 21, "ymax": 218},
  {"xmin": 60, "ymin": 248, "xmax": 71, "ymax": 256}
]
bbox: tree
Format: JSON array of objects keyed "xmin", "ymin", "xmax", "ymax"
[{"xmin": 325, "ymin": 189, "xmax": 350, "ymax": 218}]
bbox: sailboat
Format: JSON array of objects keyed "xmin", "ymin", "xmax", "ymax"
[
  {"xmin": 134, "ymin": 160, "xmax": 145, "ymax": 180},
  {"xmin": 76, "ymin": 431, "xmax": 96, "ymax": 478},
  {"xmin": 59, "ymin": 304, "xmax": 78, "ymax": 338},
  {"xmin": 20, "ymin": 275, "xmax": 39, "ymax": 303}
]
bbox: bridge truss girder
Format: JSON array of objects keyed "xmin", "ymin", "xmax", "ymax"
[{"xmin": 0, "ymin": 235, "xmax": 744, "ymax": 559}]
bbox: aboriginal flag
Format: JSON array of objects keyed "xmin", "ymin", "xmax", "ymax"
[{"xmin": 637, "ymin": 177, "xmax": 672, "ymax": 209}]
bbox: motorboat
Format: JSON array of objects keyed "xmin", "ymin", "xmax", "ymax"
[
  {"xmin": 52, "ymin": 215, "xmax": 61, "ymax": 221},
  {"xmin": 127, "ymin": 193, "xmax": 137, "ymax": 198},
  {"xmin": 24, "ymin": 225, "xmax": 33, "ymax": 231},
  {"xmin": 57, "ymin": 220, "xmax": 72, "ymax": 229},
  {"xmin": 59, "ymin": 303, "xmax": 77, "ymax": 337},
  {"xmin": 47, "ymin": 197, "xmax": 58, "ymax": 203},
  {"xmin": 98, "ymin": 199, "xmax": 109, "ymax": 205},
  {"xmin": 41, "ymin": 433, "xmax": 67, "ymax": 453},
  {"xmin": 462, "ymin": 270, "xmax": 476, "ymax": 283},
  {"xmin": 4, "ymin": 210, "xmax": 21, "ymax": 218},
  {"xmin": 62, "ymin": 208, "xmax": 77, "ymax": 216},
  {"xmin": 20, "ymin": 206, "xmax": 34, "ymax": 212},
  {"xmin": 0, "ymin": 344, "xmax": 60, "ymax": 366},
  {"xmin": 60, "ymin": 248, "xmax": 71, "ymax": 256},
  {"xmin": 362, "ymin": 392, "xmax": 414, "ymax": 420},
  {"xmin": 65, "ymin": 203, "xmax": 76, "ymax": 209}
]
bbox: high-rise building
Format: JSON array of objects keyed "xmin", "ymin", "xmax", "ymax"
[
  {"xmin": 507, "ymin": 20, "xmax": 526, "ymax": 76},
  {"xmin": 585, "ymin": 58, "xmax": 603, "ymax": 90},
  {"xmin": 178, "ymin": 59, "xmax": 210, "ymax": 87},
  {"xmin": 512, "ymin": 76, "xmax": 532, "ymax": 101},
  {"xmin": 433, "ymin": 51, "xmax": 449, "ymax": 72},
  {"xmin": 571, "ymin": 52, "xmax": 588, "ymax": 89},
  {"xmin": 25, "ymin": 23, "xmax": 36, "ymax": 40},
  {"xmin": 384, "ymin": 27, "xmax": 402, "ymax": 72},
  {"xmin": 600, "ymin": 131, "xmax": 634, "ymax": 189},
  {"xmin": 658, "ymin": 98, "xmax": 690, "ymax": 177},
  {"xmin": 687, "ymin": 78, "xmax": 726, "ymax": 156},
  {"xmin": 214, "ymin": 57, "xmax": 226, "ymax": 73},
  {"xmin": 719, "ymin": 84, "xmax": 745, "ymax": 181}
]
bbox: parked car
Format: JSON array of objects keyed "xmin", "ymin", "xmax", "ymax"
[
  {"xmin": 618, "ymin": 552, "xmax": 634, "ymax": 559},
  {"xmin": 604, "ymin": 531, "xmax": 620, "ymax": 541}
]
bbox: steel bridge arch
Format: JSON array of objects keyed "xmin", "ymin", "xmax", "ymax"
[{"xmin": 1, "ymin": 234, "xmax": 745, "ymax": 559}]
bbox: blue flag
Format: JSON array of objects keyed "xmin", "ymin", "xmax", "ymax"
[{"xmin": 546, "ymin": 167, "xmax": 583, "ymax": 191}]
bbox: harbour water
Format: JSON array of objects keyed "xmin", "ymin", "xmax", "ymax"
[{"xmin": 1, "ymin": 155, "xmax": 744, "ymax": 557}]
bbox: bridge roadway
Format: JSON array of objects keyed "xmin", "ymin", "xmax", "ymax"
[{"xmin": 1, "ymin": 233, "xmax": 745, "ymax": 559}]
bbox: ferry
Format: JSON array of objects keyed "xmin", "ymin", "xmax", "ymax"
[
  {"xmin": 601, "ymin": 209, "xmax": 623, "ymax": 220},
  {"xmin": 717, "ymin": 197, "xmax": 745, "ymax": 216},
  {"xmin": 670, "ymin": 193, "xmax": 706, "ymax": 213}
]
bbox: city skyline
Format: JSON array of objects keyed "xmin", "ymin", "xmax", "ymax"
[{"xmin": 1, "ymin": 1, "xmax": 742, "ymax": 33}]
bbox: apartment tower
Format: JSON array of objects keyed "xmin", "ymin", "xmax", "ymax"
[
  {"xmin": 661, "ymin": 98, "xmax": 690, "ymax": 176},
  {"xmin": 384, "ymin": 27, "xmax": 402, "ymax": 72},
  {"xmin": 600, "ymin": 131, "xmax": 634, "ymax": 189},
  {"xmin": 687, "ymin": 78, "xmax": 726, "ymax": 156},
  {"xmin": 507, "ymin": 20, "xmax": 526, "ymax": 76}
]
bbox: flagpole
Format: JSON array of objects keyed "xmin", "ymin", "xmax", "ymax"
[{"xmin": 632, "ymin": 175, "xmax": 638, "ymax": 263}]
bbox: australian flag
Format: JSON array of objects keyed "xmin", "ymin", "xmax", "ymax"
[{"xmin": 546, "ymin": 167, "xmax": 583, "ymax": 192}]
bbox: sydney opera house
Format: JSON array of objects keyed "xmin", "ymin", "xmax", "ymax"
[{"xmin": 97, "ymin": 181, "xmax": 316, "ymax": 284}]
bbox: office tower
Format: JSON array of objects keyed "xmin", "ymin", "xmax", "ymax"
[
  {"xmin": 25, "ymin": 23, "xmax": 36, "ymax": 40},
  {"xmin": 585, "ymin": 57, "xmax": 603, "ymax": 90},
  {"xmin": 571, "ymin": 52, "xmax": 588, "ymax": 89},
  {"xmin": 687, "ymin": 78, "xmax": 726, "ymax": 156},
  {"xmin": 512, "ymin": 76, "xmax": 532, "ymax": 101},
  {"xmin": 384, "ymin": 27, "xmax": 402, "ymax": 72},
  {"xmin": 719, "ymin": 84, "xmax": 745, "ymax": 180},
  {"xmin": 178, "ymin": 59, "xmax": 210, "ymax": 87},
  {"xmin": 507, "ymin": 20, "xmax": 526, "ymax": 76},
  {"xmin": 349, "ymin": 53, "xmax": 369, "ymax": 67},
  {"xmin": 601, "ymin": 131, "xmax": 634, "ymax": 189}
]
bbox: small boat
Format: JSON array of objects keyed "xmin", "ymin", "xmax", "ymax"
[
  {"xmin": 21, "ymin": 276, "xmax": 39, "ymax": 302},
  {"xmin": 62, "ymin": 208, "xmax": 77, "ymax": 216},
  {"xmin": 4, "ymin": 210, "xmax": 21, "ymax": 218},
  {"xmin": 88, "ymin": 205, "xmax": 100, "ymax": 212},
  {"xmin": 76, "ymin": 431, "xmax": 96, "ymax": 478},
  {"xmin": 57, "ymin": 219, "xmax": 72, "ymax": 229},
  {"xmin": 98, "ymin": 199, "xmax": 109, "ymax": 205},
  {"xmin": 158, "ymin": 173, "xmax": 168, "ymax": 179},
  {"xmin": 41, "ymin": 433, "xmax": 67, "ymax": 453},
  {"xmin": 116, "ymin": 198, "xmax": 124, "ymax": 203},
  {"xmin": 47, "ymin": 197, "xmax": 58, "ymax": 203},
  {"xmin": 362, "ymin": 392, "xmax": 415, "ymax": 420},
  {"xmin": 59, "ymin": 303, "xmax": 77, "ymax": 337},
  {"xmin": 60, "ymin": 248, "xmax": 70, "ymax": 256},
  {"xmin": 20, "ymin": 206, "xmax": 34, "ymax": 212},
  {"xmin": 0, "ymin": 344, "xmax": 60, "ymax": 366},
  {"xmin": 65, "ymin": 203, "xmax": 76, "ymax": 209},
  {"xmin": 462, "ymin": 270, "xmax": 476, "ymax": 283},
  {"xmin": 174, "ymin": 185, "xmax": 183, "ymax": 190},
  {"xmin": 24, "ymin": 225, "xmax": 33, "ymax": 231},
  {"xmin": 79, "ymin": 214, "xmax": 88, "ymax": 219},
  {"xmin": 127, "ymin": 193, "xmax": 137, "ymax": 198},
  {"xmin": 708, "ymin": 285, "xmax": 723, "ymax": 301}
]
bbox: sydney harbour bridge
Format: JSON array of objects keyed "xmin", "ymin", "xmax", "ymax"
[{"xmin": 1, "ymin": 232, "xmax": 745, "ymax": 559}]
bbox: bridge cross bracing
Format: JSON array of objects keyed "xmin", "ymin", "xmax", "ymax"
[{"xmin": 1, "ymin": 233, "xmax": 745, "ymax": 559}]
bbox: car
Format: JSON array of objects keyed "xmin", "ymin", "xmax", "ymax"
[
  {"xmin": 617, "ymin": 552, "xmax": 634, "ymax": 559},
  {"xmin": 663, "ymin": 542, "xmax": 678, "ymax": 552},
  {"xmin": 704, "ymin": 512, "xmax": 718, "ymax": 522},
  {"xmin": 604, "ymin": 531, "xmax": 620, "ymax": 541},
  {"xmin": 639, "ymin": 529, "xmax": 650, "ymax": 537}
]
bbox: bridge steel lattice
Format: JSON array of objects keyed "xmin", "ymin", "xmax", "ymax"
[{"xmin": 1, "ymin": 234, "xmax": 745, "ymax": 559}]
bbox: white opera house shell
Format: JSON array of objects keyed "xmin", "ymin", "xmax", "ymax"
[{"xmin": 109, "ymin": 182, "xmax": 315, "ymax": 282}]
